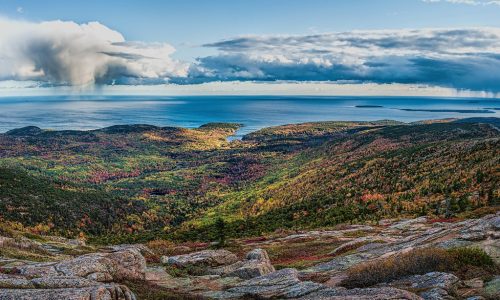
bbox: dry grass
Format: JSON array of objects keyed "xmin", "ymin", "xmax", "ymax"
[
  {"xmin": 0, "ymin": 246, "xmax": 54, "ymax": 262},
  {"xmin": 146, "ymin": 239, "xmax": 176, "ymax": 256}
]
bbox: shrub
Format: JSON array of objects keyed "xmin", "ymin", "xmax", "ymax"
[
  {"xmin": 341, "ymin": 248, "xmax": 452, "ymax": 288},
  {"xmin": 144, "ymin": 239, "xmax": 177, "ymax": 263},
  {"xmin": 146, "ymin": 239, "xmax": 175, "ymax": 256},
  {"xmin": 448, "ymin": 247, "xmax": 494, "ymax": 268},
  {"xmin": 341, "ymin": 247, "xmax": 497, "ymax": 288}
]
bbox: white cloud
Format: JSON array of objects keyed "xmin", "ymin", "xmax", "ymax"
[
  {"xmin": 422, "ymin": 0, "xmax": 500, "ymax": 5},
  {"xmin": 0, "ymin": 18, "xmax": 188, "ymax": 86},
  {"xmin": 194, "ymin": 28, "xmax": 500, "ymax": 92}
]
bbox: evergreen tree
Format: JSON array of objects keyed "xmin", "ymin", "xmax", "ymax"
[
  {"xmin": 444, "ymin": 198, "xmax": 453, "ymax": 219},
  {"xmin": 457, "ymin": 196, "xmax": 470, "ymax": 212},
  {"xmin": 488, "ymin": 189, "xmax": 498, "ymax": 206},
  {"xmin": 214, "ymin": 217, "xmax": 226, "ymax": 248}
]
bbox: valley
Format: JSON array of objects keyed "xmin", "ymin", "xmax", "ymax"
[{"xmin": 0, "ymin": 118, "xmax": 498, "ymax": 243}]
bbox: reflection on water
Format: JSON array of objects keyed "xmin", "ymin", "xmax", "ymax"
[{"xmin": 0, "ymin": 95, "xmax": 498, "ymax": 137}]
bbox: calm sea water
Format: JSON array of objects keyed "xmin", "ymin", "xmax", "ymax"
[{"xmin": 0, "ymin": 96, "xmax": 498, "ymax": 138}]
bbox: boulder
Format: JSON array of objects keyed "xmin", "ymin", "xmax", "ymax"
[
  {"xmin": 304, "ymin": 252, "xmax": 372, "ymax": 273},
  {"xmin": 419, "ymin": 287, "xmax": 453, "ymax": 300},
  {"xmin": 162, "ymin": 249, "xmax": 238, "ymax": 271},
  {"xmin": 0, "ymin": 283, "xmax": 136, "ymax": 300},
  {"xmin": 282, "ymin": 281, "xmax": 326, "ymax": 298},
  {"xmin": 106, "ymin": 248, "xmax": 147, "ymax": 281},
  {"xmin": 459, "ymin": 232, "xmax": 488, "ymax": 241},
  {"xmin": 205, "ymin": 268, "xmax": 423, "ymax": 299},
  {"xmin": 161, "ymin": 248, "xmax": 275, "ymax": 279},
  {"xmin": 388, "ymin": 272, "xmax": 459, "ymax": 291},
  {"xmin": 211, "ymin": 249, "xmax": 275, "ymax": 279},
  {"xmin": 384, "ymin": 272, "xmax": 459, "ymax": 300},
  {"xmin": 104, "ymin": 244, "xmax": 153, "ymax": 257},
  {"xmin": 0, "ymin": 274, "xmax": 99, "ymax": 290},
  {"xmin": 54, "ymin": 248, "xmax": 145, "ymax": 282},
  {"xmin": 16, "ymin": 262, "xmax": 60, "ymax": 278},
  {"xmin": 14, "ymin": 248, "xmax": 145, "ymax": 282},
  {"xmin": 207, "ymin": 268, "xmax": 305, "ymax": 299},
  {"xmin": 55, "ymin": 253, "xmax": 114, "ymax": 281},
  {"xmin": 483, "ymin": 276, "xmax": 500, "ymax": 298},
  {"xmin": 463, "ymin": 278, "xmax": 484, "ymax": 289},
  {"xmin": 459, "ymin": 214, "xmax": 500, "ymax": 241},
  {"xmin": 435, "ymin": 239, "xmax": 473, "ymax": 249},
  {"xmin": 30, "ymin": 276, "xmax": 99, "ymax": 289},
  {"xmin": 299, "ymin": 287, "xmax": 423, "ymax": 300},
  {"xmin": 389, "ymin": 217, "xmax": 428, "ymax": 231},
  {"xmin": 0, "ymin": 274, "xmax": 34, "ymax": 289}
]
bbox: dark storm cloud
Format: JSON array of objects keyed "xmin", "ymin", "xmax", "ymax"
[{"xmin": 0, "ymin": 18, "xmax": 188, "ymax": 86}]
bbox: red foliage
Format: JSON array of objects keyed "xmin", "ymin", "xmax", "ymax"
[{"xmin": 428, "ymin": 218, "xmax": 460, "ymax": 224}]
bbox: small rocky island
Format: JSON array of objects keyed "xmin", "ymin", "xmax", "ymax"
[{"xmin": 1, "ymin": 213, "xmax": 498, "ymax": 299}]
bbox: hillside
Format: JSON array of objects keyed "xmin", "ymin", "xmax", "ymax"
[
  {"xmin": 0, "ymin": 167, "xmax": 143, "ymax": 236},
  {"xmin": 0, "ymin": 119, "xmax": 498, "ymax": 243}
]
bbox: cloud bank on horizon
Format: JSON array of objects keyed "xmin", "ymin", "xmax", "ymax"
[
  {"xmin": 1, "ymin": 17, "xmax": 500, "ymax": 93},
  {"xmin": 196, "ymin": 28, "xmax": 500, "ymax": 93}
]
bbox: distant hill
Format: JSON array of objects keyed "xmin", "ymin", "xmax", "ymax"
[{"xmin": 453, "ymin": 117, "xmax": 500, "ymax": 128}]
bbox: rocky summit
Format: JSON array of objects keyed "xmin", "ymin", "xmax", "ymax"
[{"xmin": 0, "ymin": 213, "xmax": 498, "ymax": 300}]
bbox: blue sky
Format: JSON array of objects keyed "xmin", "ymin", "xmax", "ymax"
[
  {"xmin": 2, "ymin": 0, "xmax": 500, "ymax": 60},
  {"xmin": 0, "ymin": 0, "xmax": 499, "ymax": 96}
]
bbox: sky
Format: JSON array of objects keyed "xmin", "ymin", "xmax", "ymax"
[{"xmin": 0, "ymin": 0, "xmax": 500, "ymax": 96}]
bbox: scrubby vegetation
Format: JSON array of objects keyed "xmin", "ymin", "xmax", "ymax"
[
  {"xmin": 341, "ymin": 247, "xmax": 498, "ymax": 288},
  {"xmin": 341, "ymin": 248, "xmax": 451, "ymax": 288},
  {"xmin": 0, "ymin": 120, "xmax": 498, "ymax": 243}
]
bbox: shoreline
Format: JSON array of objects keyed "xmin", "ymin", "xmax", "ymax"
[{"xmin": 2, "ymin": 116, "xmax": 499, "ymax": 133}]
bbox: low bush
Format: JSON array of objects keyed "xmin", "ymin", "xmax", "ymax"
[
  {"xmin": 341, "ymin": 248, "xmax": 451, "ymax": 288},
  {"xmin": 448, "ymin": 247, "xmax": 494, "ymax": 268},
  {"xmin": 447, "ymin": 247, "xmax": 498, "ymax": 281},
  {"xmin": 341, "ymin": 247, "xmax": 497, "ymax": 288}
]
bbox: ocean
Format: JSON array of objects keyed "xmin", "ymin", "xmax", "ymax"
[{"xmin": 0, "ymin": 95, "xmax": 498, "ymax": 138}]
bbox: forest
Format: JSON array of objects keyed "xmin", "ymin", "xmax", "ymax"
[{"xmin": 0, "ymin": 118, "xmax": 498, "ymax": 244}]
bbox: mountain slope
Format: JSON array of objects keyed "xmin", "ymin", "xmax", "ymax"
[
  {"xmin": 0, "ymin": 167, "xmax": 143, "ymax": 236},
  {"xmin": 0, "ymin": 119, "xmax": 498, "ymax": 242}
]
